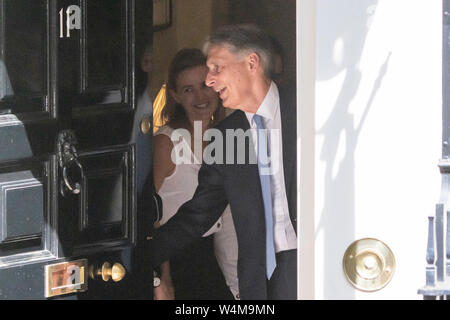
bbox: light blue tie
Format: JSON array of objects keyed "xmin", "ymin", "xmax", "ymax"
[{"xmin": 253, "ymin": 114, "xmax": 276, "ymax": 279}]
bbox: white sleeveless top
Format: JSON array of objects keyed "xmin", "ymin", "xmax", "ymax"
[
  {"xmin": 155, "ymin": 125, "xmax": 221, "ymax": 235},
  {"xmin": 155, "ymin": 125, "xmax": 240, "ymax": 299}
]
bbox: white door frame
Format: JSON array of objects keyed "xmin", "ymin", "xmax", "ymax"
[{"xmin": 296, "ymin": 0, "xmax": 316, "ymax": 300}]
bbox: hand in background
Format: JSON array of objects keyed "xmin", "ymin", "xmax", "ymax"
[{"xmin": 154, "ymin": 261, "xmax": 175, "ymax": 300}]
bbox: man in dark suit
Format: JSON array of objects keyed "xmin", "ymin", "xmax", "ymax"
[{"xmin": 152, "ymin": 24, "xmax": 297, "ymax": 300}]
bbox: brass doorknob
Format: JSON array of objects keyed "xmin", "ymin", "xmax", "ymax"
[
  {"xmin": 89, "ymin": 262, "xmax": 126, "ymax": 282},
  {"xmin": 141, "ymin": 116, "xmax": 152, "ymax": 134},
  {"xmin": 343, "ymin": 238, "xmax": 395, "ymax": 292}
]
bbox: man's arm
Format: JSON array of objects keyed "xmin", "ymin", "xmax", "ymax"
[{"xmin": 152, "ymin": 161, "xmax": 228, "ymax": 268}]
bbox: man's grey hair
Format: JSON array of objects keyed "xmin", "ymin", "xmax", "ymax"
[{"xmin": 203, "ymin": 23, "xmax": 274, "ymax": 78}]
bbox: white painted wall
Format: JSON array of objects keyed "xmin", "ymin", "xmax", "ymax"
[{"xmin": 298, "ymin": 0, "xmax": 442, "ymax": 299}]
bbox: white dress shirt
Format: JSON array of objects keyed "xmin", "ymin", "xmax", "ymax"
[{"xmin": 245, "ymin": 81, "xmax": 297, "ymax": 253}]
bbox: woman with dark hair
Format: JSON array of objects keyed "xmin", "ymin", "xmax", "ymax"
[{"xmin": 153, "ymin": 48, "xmax": 239, "ymax": 300}]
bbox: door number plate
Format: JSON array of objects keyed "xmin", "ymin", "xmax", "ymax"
[{"xmin": 45, "ymin": 259, "xmax": 88, "ymax": 298}]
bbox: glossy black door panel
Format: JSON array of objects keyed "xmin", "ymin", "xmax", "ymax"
[
  {"xmin": 85, "ymin": 0, "xmax": 127, "ymax": 92},
  {"xmin": 0, "ymin": 0, "xmax": 153, "ymax": 299},
  {"xmin": 73, "ymin": 147, "xmax": 134, "ymax": 254},
  {"xmin": 0, "ymin": 163, "xmax": 54, "ymax": 259},
  {"xmin": 59, "ymin": 0, "xmax": 132, "ymax": 115},
  {"xmin": 1, "ymin": 0, "xmax": 49, "ymax": 115}
]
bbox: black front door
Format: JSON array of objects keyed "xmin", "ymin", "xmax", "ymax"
[{"xmin": 0, "ymin": 0, "xmax": 154, "ymax": 299}]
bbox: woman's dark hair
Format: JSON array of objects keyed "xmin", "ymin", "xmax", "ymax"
[{"xmin": 160, "ymin": 48, "xmax": 224, "ymax": 130}]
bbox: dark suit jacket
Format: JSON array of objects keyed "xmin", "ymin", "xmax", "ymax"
[{"xmin": 152, "ymin": 85, "xmax": 297, "ymax": 300}]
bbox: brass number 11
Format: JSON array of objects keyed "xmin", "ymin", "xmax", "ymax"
[{"xmin": 59, "ymin": 5, "xmax": 81, "ymax": 38}]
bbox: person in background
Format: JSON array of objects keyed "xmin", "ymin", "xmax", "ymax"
[
  {"xmin": 153, "ymin": 48, "xmax": 239, "ymax": 300},
  {"xmin": 133, "ymin": 44, "xmax": 154, "ymax": 195},
  {"xmin": 269, "ymin": 36, "xmax": 286, "ymax": 88}
]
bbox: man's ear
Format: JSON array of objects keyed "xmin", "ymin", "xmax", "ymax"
[
  {"xmin": 141, "ymin": 51, "xmax": 153, "ymax": 73},
  {"xmin": 247, "ymin": 52, "xmax": 261, "ymax": 73}
]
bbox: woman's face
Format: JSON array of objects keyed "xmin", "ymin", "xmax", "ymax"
[{"xmin": 170, "ymin": 65, "xmax": 219, "ymax": 124}]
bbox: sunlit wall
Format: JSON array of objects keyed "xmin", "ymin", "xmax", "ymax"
[{"xmin": 299, "ymin": 0, "xmax": 442, "ymax": 299}]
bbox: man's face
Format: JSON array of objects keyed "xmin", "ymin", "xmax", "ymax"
[{"xmin": 205, "ymin": 45, "xmax": 253, "ymax": 110}]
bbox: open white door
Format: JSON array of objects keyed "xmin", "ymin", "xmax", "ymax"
[{"xmin": 297, "ymin": 0, "xmax": 442, "ymax": 299}]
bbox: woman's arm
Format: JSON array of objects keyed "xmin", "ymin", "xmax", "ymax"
[
  {"xmin": 153, "ymin": 134, "xmax": 176, "ymax": 193},
  {"xmin": 153, "ymin": 133, "xmax": 176, "ymax": 299}
]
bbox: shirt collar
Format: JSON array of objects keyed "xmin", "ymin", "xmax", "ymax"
[{"xmin": 245, "ymin": 81, "xmax": 279, "ymax": 125}]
